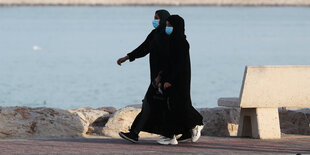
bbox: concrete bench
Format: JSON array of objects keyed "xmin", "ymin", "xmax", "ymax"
[{"xmin": 218, "ymin": 66, "xmax": 310, "ymax": 139}]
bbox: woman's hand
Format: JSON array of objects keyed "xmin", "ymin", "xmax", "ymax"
[
  {"xmin": 117, "ymin": 56, "xmax": 129, "ymax": 66},
  {"xmin": 164, "ymin": 82, "xmax": 172, "ymax": 89}
]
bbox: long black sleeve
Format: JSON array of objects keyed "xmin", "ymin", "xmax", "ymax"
[{"xmin": 127, "ymin": 30, "xmax": 154, "ymax": 62}]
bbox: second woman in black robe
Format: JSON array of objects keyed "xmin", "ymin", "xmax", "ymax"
[{"xmin": 157, "ymin": 15, "xmax": 204, "ymax": 144}]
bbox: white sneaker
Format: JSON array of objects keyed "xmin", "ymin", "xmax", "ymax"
[
  {"xmin": 157, "ymin": 135, "xmax": 178, "ymax": 145},
  {"xmin": 192, "ymin": 125, "xmax": 204, "ymax": 142}
]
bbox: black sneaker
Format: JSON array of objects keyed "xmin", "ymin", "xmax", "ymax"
[
  {"xmin": 177, "ymin": 134, "xmax": 192, "ymax": 142},
  {"xmin": 119, "ymin": 132, "xmax": 138, "ymax": 143}
]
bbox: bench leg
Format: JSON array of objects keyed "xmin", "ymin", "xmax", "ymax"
[{"xmin": 238, "ymin": 108, "xmax": 281, "ymax": 139}]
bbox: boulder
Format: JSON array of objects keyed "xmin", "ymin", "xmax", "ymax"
[
  {"xmin": 101, "ymin": 106, "xmax": 158, "ymax": 138},
  {"xmin": 95, "ymin": 107, "xmax": 117, "ymax": 114},
  {"xmin": 86, "ymin": 114, "xmax": 111, "ymax": 136},
  {"xmin": 69, "ymin": 107, "xmax": 110, "ymax": 125},
  {"xmin": 198, "ymin": 107, "xmax": 240, "ymax": 137},
  {"xmin": 279, "ymin": 108, "xmax": 310, "ymax": 135},
  {"xmin": 0, "ymin": 107, "xmax": 86, "ymax": 138},
  {"xmin": 69, "ymin": 107, "xmax": 111, "ymax": 136}
]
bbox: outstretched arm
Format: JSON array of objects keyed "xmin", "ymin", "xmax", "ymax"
[
  {"xmin": 127, "ymin": 31, "xmax": 154, "ymax": 62},
  {"xmin": 116, "ymin": 31, "xmax": 154, "ymax": 66}
]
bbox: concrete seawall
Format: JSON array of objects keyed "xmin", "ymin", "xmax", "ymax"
[{"xmin": 0, "ymin": 0, "xmax": 310, "ymax": 6}]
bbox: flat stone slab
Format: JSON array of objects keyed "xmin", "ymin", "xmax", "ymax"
[
  {"xmin": 218, "ymin": 97, "xmax": 240, "ymax": 107},
  {"xmin": 0, "ymin": 135, "xmax": 309, "ymax": 154},
  {"xmin": 240, "ymin": 66, "xmax": 310, "ymax": 108}
]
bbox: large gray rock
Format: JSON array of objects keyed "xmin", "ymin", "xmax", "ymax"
[
  {"xmin": 69, "ymin": 107, "xmax": 111, "ymax": 136},
  {"xmin": 198, "ymin": 107, "xmax": 240, "ymax": 137},
  {"xmin": 69, "ymin": 107, "xmax": 110, "ymax": 125},
  {"xmin": 0, "ymin": 106, "xmax": 113, "ymax": 138},
  {"xmin": 101, "ymin": 106, "xmax": 157, "ymax": 138},
  {"xmin": 279, "ymin": 108, "xmax": 310, "ymax": 135},
  {"xmin": 0, "ymin": 107, "xmax": 86, "ymax": 138},
  {"xmin": 95, "ymin": 107, "xmax": 117, "ymax": 114}
]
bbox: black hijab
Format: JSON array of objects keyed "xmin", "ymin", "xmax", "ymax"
[
  {"xmin": 166, "ymin": 15, "xmax": 186, "ymax": 39},
  {"xmin": 155, "ymin": 10, "xmax": 170, "ymax": 30}
]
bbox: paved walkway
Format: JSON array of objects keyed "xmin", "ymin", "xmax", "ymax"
[{"xmin": 0, "ymin": 135, "xmax": 309, "ymax": 154}]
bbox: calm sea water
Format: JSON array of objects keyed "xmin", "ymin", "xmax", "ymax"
[{"xmin": 0, "ymin": 6, "xmax": 310, "ymax": 109}]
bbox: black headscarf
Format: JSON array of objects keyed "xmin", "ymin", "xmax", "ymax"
[
  {"xmin": 155, "ymin": 10, "xmax": 170, "ymax": 30},
  {"xmin": 127, "ymin": 9, "xmax": 170, "ymax": 81},
  {"xmin": 166, "ymin": 15, "xmax": 186, "ymax": 39}
]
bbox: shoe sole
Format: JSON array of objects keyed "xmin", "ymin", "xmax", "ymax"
[
  {"xmin": 157, "ymin": 137, "xmax": 178, "ymax": 145},
  {"xmin": 119, "ymin": 132, "xmax": 138, "ymax": 143},
  {"xmin": 157, "ymin": 141, "xmax": 178, "ymax": 145}
]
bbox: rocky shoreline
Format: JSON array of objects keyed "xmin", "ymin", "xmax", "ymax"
[
  {"xmin": 0, "ymin": 0, "xmax": 310, "ymax": 6},
  {"xmin": 0, "ymin": 105, "xmax": 309, "ymax": 139}
]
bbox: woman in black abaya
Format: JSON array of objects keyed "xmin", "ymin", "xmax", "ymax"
[
  {"xmin": 157, "ymin": 15, "xmax": 204, "ymax": 145},
  {"xmin": 117, "ymin": 10, "xmax": 171, "ymax": 143}
]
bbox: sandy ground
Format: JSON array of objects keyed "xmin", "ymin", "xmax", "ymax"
[{"xmin": 0, "ymin": 0, "xmax": 310, "ymax": 6}]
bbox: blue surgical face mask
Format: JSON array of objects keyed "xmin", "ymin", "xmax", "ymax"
[
  {"xmin": 152, "ymin": 20, "xmax": 160, "ymax": 28},
  {"xmin": 165, "ymin": 27, "xmax": 173, "ymax": 35}
]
